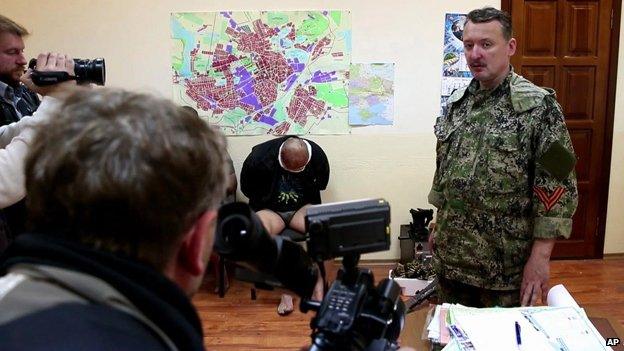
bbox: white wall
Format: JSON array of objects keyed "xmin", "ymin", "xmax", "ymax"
[
  {"xmin": 604, "ymin": 12, "xmax": 624, "ymax": 254},
  {"xmin": 4, "ymin": 0, "xmax": 623, "ymax": 258}
]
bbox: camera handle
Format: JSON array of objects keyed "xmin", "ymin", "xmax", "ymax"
[
  {"xmin": 341, "ymin": 253, "xmax": 361, "ymax": 286},
  {"xmin": 300, "ymin": 253, "xmax": 361, "ymax": 314},
  {"xmin": 30, "ymin": 70, "xmax": 77, "ymax": 86}
]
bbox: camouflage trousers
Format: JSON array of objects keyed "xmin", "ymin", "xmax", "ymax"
[{"xmin": 436, "ymin": 276, "xmax": 520, "ymax": 308}]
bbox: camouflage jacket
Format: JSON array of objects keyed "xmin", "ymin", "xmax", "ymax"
[{"xmin": 428, "ymin": 70, "xmax": 578, "ymax": 290}]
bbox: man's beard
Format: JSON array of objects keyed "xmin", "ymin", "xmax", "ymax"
[{"xmin": 0, "ymin": 71, "xmax": 22, "ymax": 88}]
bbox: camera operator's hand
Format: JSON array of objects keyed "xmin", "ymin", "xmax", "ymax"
[{"xmin": 20, "ymin": 52, "xmax": 77, "ymax": 98}]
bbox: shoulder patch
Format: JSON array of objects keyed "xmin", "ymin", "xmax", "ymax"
[
  {"xmin": 447, "ymin": 85, "xmax": 469, "ymax": 104},
  {"xmin": 537, "ymin": 141, "xmax": 576, "ymax": 181},
  {"xmin": 509, "ymin": 73, "xmax": 554, "ymax": 113}
]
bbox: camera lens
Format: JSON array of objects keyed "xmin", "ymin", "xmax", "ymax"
[{"xmin": 74, "ymin": 58, "xmax": 106, "ymax": 86}]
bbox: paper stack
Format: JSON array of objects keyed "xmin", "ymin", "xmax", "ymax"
[{"xmin": 425, "ymin": 284, "xmax": 612, "ymax": 351}]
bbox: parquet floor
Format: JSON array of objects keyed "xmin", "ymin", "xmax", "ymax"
[{"xmin": 193, "ymin": 258, "xmax": 624, "ymax": 350}]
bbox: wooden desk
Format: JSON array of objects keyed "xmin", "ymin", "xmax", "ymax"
[
  {"xmin": 399, "ymin": 304, "xmax": 433, "ymax": 350},
  {"xmin": 586, "ymin": 307, "xmax": 624, "ymax": 351},
  {"xmin": 398, "ymin": 305, "xmax": 624, "ymax": 351}
]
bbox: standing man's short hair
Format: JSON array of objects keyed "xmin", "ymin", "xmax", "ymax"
[
  {"xmin": 24, "ymin": 89, "xmax": 228, "ymax": 269},
  {"xmin": 0, "ymin": 14, "xmax": 29, "ymax": 36},
  {"xmin": 465, "ymin": 7, "xmax": 513, "ymax": 40}
]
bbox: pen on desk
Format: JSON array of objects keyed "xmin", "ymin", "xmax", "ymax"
[{"xmin": 515, "ymin": 321, "xmax": 522, "ymax": 348}]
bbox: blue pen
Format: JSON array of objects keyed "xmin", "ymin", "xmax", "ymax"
[{"xmin": 515, "ymin": 321, "xmax": 522, "ymax": 348}]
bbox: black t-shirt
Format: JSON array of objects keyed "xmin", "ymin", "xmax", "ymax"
[{"xmin": 270, "ymin": 170, "xmax": 307, "ymax": 212}]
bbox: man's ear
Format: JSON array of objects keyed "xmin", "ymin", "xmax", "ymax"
[
  {"xmin": 508, "ymin": 37, "xmax": 517, "ymax": 56},
  {"xmin": 178, "ymin": 209, "xmax": 218, "ymax": 277}
]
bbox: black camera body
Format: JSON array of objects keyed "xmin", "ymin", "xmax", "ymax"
[
  {"xmin": 303, "ymin": 199, "xmax": 403, "ymax": 351},
  {"xmin": 306, "ymin": 199, "xmax": 391, "ymax": 262},
  {"xmin": 216, "ymin": 199, "xmax": 404, "ymax": 351},
  {"xmin": 28, "ymin": 58, "xmax": 106, "ymax": 86},
  {"xmin": 304, "ymin": 262, "xmax": 404, "ymax": 351}
]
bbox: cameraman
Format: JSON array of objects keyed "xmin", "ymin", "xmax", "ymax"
[
  {"xmin": 0, "ymin": 83, "xmax": 228, "ymax": 349},
  {"xmin": 0, "ymin": 15, "xmax": 43, "ymax": 249},
  {"xmin": 0, "ymin": 52, "xmax": 75, "ymax": 251}
]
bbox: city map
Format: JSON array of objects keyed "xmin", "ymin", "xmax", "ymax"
[{"xmin": 171, "ymin": 11, "xmax": 351, "ymax": 135}]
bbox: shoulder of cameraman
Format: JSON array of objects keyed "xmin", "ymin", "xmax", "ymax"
[
  {"xmin": 0, "ymin": 95, "xmax": 62, "ymax": 146},
  {"xmin": 0, "ymin": 96, "xmax": 64, "ymax": 208}
]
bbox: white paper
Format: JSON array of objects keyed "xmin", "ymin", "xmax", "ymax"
[
  {"xmin": 452, "ymin": 309, "xmax": 554, "ymax": 351},
  {"xmin": 547, "ymin": 284, "xmax": 580, "ymax": 308}
]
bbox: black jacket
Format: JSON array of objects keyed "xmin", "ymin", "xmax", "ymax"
[
  {"xmin": 0, "ymin": 233, "xmax": 205, "ymax": 351},
  {"xmin": 241, "ymin": 136, "xmax": 329, "ymax": 211},
  {"xmin": 0, "ymin": 85, "xmax": 40, "ymax": 125}
]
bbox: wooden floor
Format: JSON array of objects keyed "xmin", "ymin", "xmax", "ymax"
[{"xmin": 194, "ymin": 258, "xmax": 624, "ymax": 350}]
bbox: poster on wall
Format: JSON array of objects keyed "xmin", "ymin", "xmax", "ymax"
[
  {"xmin": 348, "ymin": 63, "xmax": 394, "ymax": 126},
  {"xmin": 171, "ymin": 11, "xmax": 351, "ymax": 135},
  {"xmin": 440, "ymin": 13, "xmax": 472, "ymax": 116}
]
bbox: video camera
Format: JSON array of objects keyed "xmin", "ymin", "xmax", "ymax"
[
  {"xmin": 28, "ymin": 58, "xmax": 106, "ymax": 86},
  {"xmin": 215, "ymin": 199, "xmax": 405, "ymax": 351}
]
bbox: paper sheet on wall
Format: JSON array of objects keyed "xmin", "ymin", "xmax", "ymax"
[{"xmin": 348, "ymin": 63, "xmax": 394, "ymax": 125}]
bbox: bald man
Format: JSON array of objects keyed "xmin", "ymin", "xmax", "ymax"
[
  {"xmin": 241, "ymin": 136, "xmax": 329, "ymax": 235},
  {"xmin": 241, "ymin": 136, "xmax": 329, "ymax": 314}
]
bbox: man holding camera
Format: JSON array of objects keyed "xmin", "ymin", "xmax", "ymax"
[
  {"xmin": 0, "ymin": 67, "xmax": 228, "ymax": 350},
  {"xmin": 0, "ymin": 15, "xmax": 42, "ymax": 251},
  {"xmin": 0, "ymin": 51, "xmax": 75, "ymax": 253}
]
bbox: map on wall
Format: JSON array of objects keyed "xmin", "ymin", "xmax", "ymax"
[
  {"xmin": 348, "ymin": 63, "xmax": 394, "ymax": 126},
  {"xmin": 440, "ymin": 13, "xmax": 472, "ymax": 116},
  {"xmin": 171, "ymin": 11, "xmax": 352, "ymax": 135}
]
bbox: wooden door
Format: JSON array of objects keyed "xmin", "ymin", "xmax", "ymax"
[{"xmin": 502, "ymin": 0, "xmax": 619, "ymax": 258}]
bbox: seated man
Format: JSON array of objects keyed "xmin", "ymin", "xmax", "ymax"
[
  {"xmin": 241, "ymin": 135, "xmax": 329, "ymax": 315},
  {"xmin": 0, "ymin": 61, "xmax": 228, "ymax": 350},
  {"xmin": 241, "ymin": 136, "xmax": 329, "ymax": 234}
]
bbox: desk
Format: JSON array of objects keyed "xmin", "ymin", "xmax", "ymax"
[
  {"xmin": 399, "ymin": 303, "xmax": 433, "ymax": 350},
  {"xmin": 399, "ymin": 304, "xmax": 624, "ymax": 351},
  {"xmin": 586, "ymin": 307, "xmax": 624, "ymax": 351}
]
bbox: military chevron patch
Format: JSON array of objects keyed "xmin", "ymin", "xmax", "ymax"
[{"xmin": 533, "ymin": 186, "xmax": 565, "ymax": 212}]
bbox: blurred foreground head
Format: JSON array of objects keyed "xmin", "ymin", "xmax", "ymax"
[{"xmin": 25, "ymin": 88, "xmax": 227, "ymax": 293}]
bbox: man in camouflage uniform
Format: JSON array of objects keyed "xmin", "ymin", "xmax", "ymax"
[{"xmin": 428, "ymin": 7, "xmax": 578, "ymax": 308}]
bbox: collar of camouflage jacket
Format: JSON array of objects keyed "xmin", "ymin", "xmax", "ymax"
[{"xmin": 447, "ymin": 67, "xmax": 556, "ymax": 114}]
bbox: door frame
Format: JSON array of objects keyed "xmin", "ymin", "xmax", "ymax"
[{"xmin": 501, "ymin": 0, "xmax": 620, "ymax": 258}]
